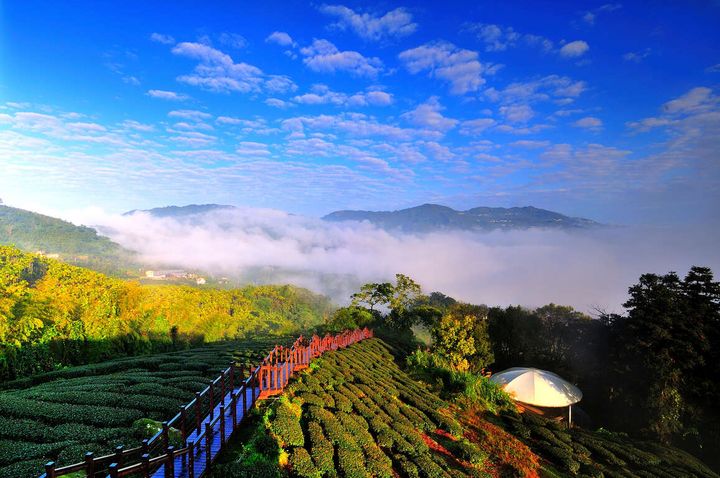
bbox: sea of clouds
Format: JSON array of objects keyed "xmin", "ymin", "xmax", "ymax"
[{"xmin": 68, "ymin": 206, "xmax": 720, "ymax": 315}]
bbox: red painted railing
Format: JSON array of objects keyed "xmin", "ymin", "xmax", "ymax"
[{"xmin": 39, "ymin": 328, "xmax": 373, "ymax": 478}]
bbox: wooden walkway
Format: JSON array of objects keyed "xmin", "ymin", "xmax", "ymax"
[
  {"xmin": 40, "ymin": 328, "xmax": 373, "ymax": 478},
  {"xmin": 150, "ymin": 385, "xmax": 258, "ymax": 478}
]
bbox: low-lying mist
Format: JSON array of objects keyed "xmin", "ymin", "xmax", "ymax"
[{"xmin": 74, "ymin": 207, "xmax": 720, "ymax": 315}]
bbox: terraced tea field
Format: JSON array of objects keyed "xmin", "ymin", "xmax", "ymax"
[
  {"xmin": 259, "ymin": 338, "xmax": 498, "ymax": 478},
  {"xmin": 0, "ymin": 337, "xmax": 290, "ymax": 478},
  {"xmin": 255, "ymin": 338, "xmax": 719, "ymax": 478}
]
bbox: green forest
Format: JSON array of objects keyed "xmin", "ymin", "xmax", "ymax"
[{"xmin": 0, "ymin": 245, "xmax": 333, "ymax": 381}]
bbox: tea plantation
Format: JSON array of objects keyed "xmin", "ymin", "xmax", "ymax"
[
  {"xmin": 244, "ymin": 338, "xmax": 536, "ymax": 478},
  {"xmin": 0, "ymin": 337, "xmax": 289, "ymax": 478},
  {"xmin": 492, "ymin": 410, "xmax": 718, "ymax": 478},
  {"xmin": 238, "ymin": 338, "xmax": 719, "ymax": 478}
]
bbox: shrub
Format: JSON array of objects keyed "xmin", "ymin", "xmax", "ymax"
[
  {"xmin": 131, "ymin": 418, "xmax": 182, "ymax": 448},
  {"xmin": 363, "ymin": 444, "xmax": 393, "ymax": 478},
  {"xmin": 289, "ymin": 447, "xmax": 320, "ymax": 478},
  {"xmin": 413, "ymin": 452, "xmax": 450, "ymax": 478},
  {"xmin": 330, "ymin": 391, "xmax": 352, "ymax": 413},
  {"xmin": 0, "ymin": 459, "xmax": 47, "ymax": 478},
  {"xmin": 451, "ymin": 439, "xmax": 487, "ymax": 465},
  {"xmin": 394, "ymin": 453, "xmax": 420, "ymax": 478},
  {"xmin": 0, "ymin": 439, "xmax": 72, "ymax": 466},
  {"xmin": 307, "ymin": 422, "xmax": 334, "ymax": 474},
  {"xmin": 269, "ymin": 398, "xmax": 304, "ymax": 447},
  {"xmin": 337, "ymin": 446, "xmax": 370, "ymax": 478}
]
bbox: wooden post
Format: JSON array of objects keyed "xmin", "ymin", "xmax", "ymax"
[
  {"xmin": 108, "ymin": 463, "xmax": 119, "ymax": 478},
  {"xmin": 44, "ymin": 462, "xmax": 56, "ymax": 478},
  {"xmin": 114, "ymin": 445, "xmax": 124, "ymax": 467},
  {"xmin": 204, "ymin": 421, "xmax": 212, "ymax": 470},
  {"xmin": 141, "ymin": 453, "xmax": 151, "ymax": 478},
  {"xmin": 220, "ymin": 404, "xmax": 226, "ymax": 443},
  {"xmin": 230, "ymin": 362, "xmax": 235, "ymax": 391},
  {"xmin": 180, "ymin": 405, "xmax": 187, "ymax": 443},
  {"xmin": 84, "ymin": 452, "xmax": 95, "ymax": 477},
  {"xmin": 249, "ymin": 367, "xmax": 255, "ymax": 406},
  {"xmin": 195, "ymin": 392, "xmax": 202, "ymax": 433},
  {"xmin": 187, "ymin": 441, "xmax": 195, "ymax": 478},
  {"xmin": 165, "ymin": 446, "xmax": 175, "ymax": 478},
  {"xmin": 220, "ymin": 369, "xmax": 226, "ymax": 401},
  {"xmin": 231, "ymin": 391, "xmax": 238, "ymax": 429},
  {"xmin": 141, "ymin": 439, "xmax": 149, "ymax": 456},
  {"xmin": 162, "ymin": 422, "xmax": 170, "ymax": 451},
  {"xmin": 209, "ymin": 382, "xmax": 215, "ymax": 419},
  {"xmin": 242, "ymin": 382, "xmax": 248, "ymax": 415}
]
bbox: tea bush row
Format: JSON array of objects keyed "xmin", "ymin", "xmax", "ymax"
[{"xmin": 265, "ymin": 339, "xmax": 487, "ymax": 478}]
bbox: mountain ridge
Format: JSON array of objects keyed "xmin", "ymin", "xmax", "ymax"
[
  {"xmin": 322, "ymin": 203, "xmax": 600, "ymax": 232},
  {"xmin": 0, "ymin": 204, "xmax": 136, "ymax": 275}
]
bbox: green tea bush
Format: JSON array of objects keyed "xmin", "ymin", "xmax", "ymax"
[
  {"xmin": 289, "ymin": 447, "xmax": 320, "ymax": 478},
  {"xmin": 270, "ymin": 398, "xmax": 304, "ymax": 447},
  {"xmin": 337, "ymin": 446, "xmax": 370, "ymax": 478},
  {"xmin": 0, "ymin": 459, "xmax": 47, "ymax": 478},
  {"xmin": 307, "ymin": 422, "xmax": 334, "ymax": 474},
  {"xmin": 0, "ymin": 440, "xmax": 72, "ymax": 466}
]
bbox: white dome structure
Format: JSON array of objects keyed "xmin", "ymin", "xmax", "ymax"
[{"xmin": 490, "ymin": 367, "xmax": 582, "ymax": 418}]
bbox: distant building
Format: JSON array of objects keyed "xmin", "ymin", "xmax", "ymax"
[
  {"xmin": 144, "ymin": 269, "xmax": 189, "ymax": 280},
  {"xmin": 196, "ymin": 277, "xmax": 206, "ymax": 285}
]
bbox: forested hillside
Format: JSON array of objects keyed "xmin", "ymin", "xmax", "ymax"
[
  {"xmin": 0, "ymin": 245, "xmax": 334, "ymax": 381},
  {"xmin": 0, "ymin": 205, "xmax": 136, "ymax": 276}
]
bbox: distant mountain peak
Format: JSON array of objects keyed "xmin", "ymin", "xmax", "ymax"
[
  {"xmin": 322, "ymin": 204, "xmax": 599, "ymax": 232},
  {"xmin": 124, "ymin": 204, "xmax": 236, "ymax": 217}
]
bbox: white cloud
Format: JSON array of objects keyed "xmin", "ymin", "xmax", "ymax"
[
  {"xmin": 170, "ymin": 42, "xmax": 295, "ymax": 95},
  {"xmin": 292, "ymin": 84, "xmax": 393, "ymax": 107},
  {"xmin": 236, "ymin": 141, "xmax": 271, "ymax": 157},
  {"xmin": 121, "ymin": 120, "xmax": 155, "ymax": 132},
  {"xmin": 459, "ymin": 118, "xmax": 497, "ymax": 136},
  {"xmin": 468, "ymin": 23, "xmax": 555, "ymax": 53},
  {"xmin": 400, "ymin": 97, "xmax": 458, "ymax": 132},
  {"xmin": 218, "ymin": 33, "xmax": 247, "ymax": 49},
  {"xmin": 623, "ymin": 49, "xmax": 650, "ymax": 63},
  {"xmin": 559, "ymin": 40, "xmax": 589, "ymax": 58},
  {"xmin": 76, "ymin": 208, "xmax": 720, "ymax": 314},
  {"xmin": 150, "ymin": 33, "xmax": 175, "ymax": 45},
  {"xmin": 300, "ymin": 39, "xmax": 383, "ymax": 77},
  {"xmin": 399, "ymin": 41, "xmax": 495, "ymax": 95},
  {"xmin": 265, "ymin": 98, "xmax": 293, "ymax": 109},
  {"xmin": 475, "ymin": 24, "xmax": 518, "ymax": 51},
  {"xmin": 582, "ymin": 4, "xmax": 622, "ymax": 25},
  {"xmin": 500, "ymin": 104, "xmax": 535, "ymax": 123},
  {"xmin": 266, "ymin": 31, "xmax": 296, "ymax": 47},
  {"xmin": 573, "ymin": 116, "xmax": 603, "ymax": 130},
  {"xmin": 510, "ymin": 140, "xmax": 550, "ymax": 149},
  {"xmin": 168, "ymin": 109, "xmax": 212, "ymax": 120},
  {"xmin": 485, "ymin": 75, "xmax": 586, "ymax": 104},
  {"xmin": 706, "ymin": 64, "xmax": 720, "ymax": 73},
  {"xmin": 319, "ymin": 4, "xmax": 417, "ymax": 41},
  {"xmin": 123, "ymin": 76, "xmax": 141, "ymax": 86},
  {"xmin": 662, "ymin": 87, "xmax": 713, "ymax": 114},
  {"xmin": 146, "ymin": 89, "xmax": 189, "ymax": 101}
]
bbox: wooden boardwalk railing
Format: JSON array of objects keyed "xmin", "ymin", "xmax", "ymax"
[{"xmin": 39, "ymin": 328, "xmax": 373, "ymax": 478}]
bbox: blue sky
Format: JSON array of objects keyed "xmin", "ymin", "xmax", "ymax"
[{"xmin": 1, "ymin": 0, "xmax": 719, "ymax": 224}]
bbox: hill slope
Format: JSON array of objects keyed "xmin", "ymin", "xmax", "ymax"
[
  {"xmin": 323, "ymin": 204, "xmax": 600, "ymax": 232},
  {"xmin": 222, "ymin": 338, "xmax": 717, "ymax": 478},
  {"xmin": 0, "ymin": 205, "xmax": 135, "ymax": 275},
  {"xmin": 0, "ymin": 245, "xmax": 333, "ymax": 381}
]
